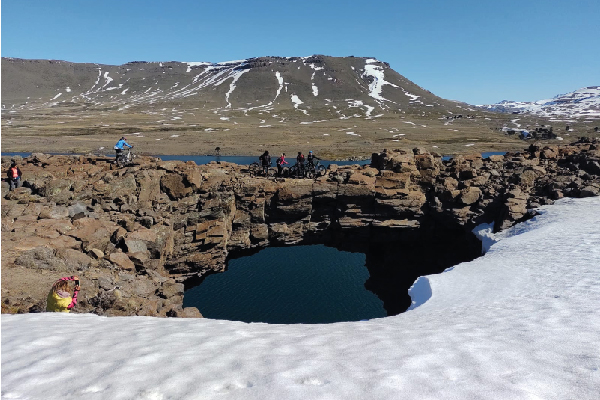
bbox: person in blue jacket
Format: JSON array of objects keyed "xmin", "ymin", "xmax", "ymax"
[{"xmin": 114, "ymin": 137, "xmax": 133, "ymax": 163}]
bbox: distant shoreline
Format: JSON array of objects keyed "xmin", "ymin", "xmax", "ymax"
[{"xmin": 2, "ymin": 151, "xmax": 508, "ymax": 164}]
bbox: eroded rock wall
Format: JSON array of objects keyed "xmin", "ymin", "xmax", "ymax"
[{"xmin": 2, "ymin": 138, "xmax": 599, "ymax": 316}]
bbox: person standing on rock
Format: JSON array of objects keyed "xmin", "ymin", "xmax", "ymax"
[
  {"xmin": 114, "ymin": 136, "xmax": 133, "ymax": 164},
  {"xmin": 46, "ymin": 276, "xmax": 80, "ymax": 313},
  {"xmin": 276, "ymin": 153, "xmax": 288, "ymax": 176},
  {"xmin": 296, "ymin": 151, "xmax": 305, "ymax": 178},
  {"xmin": 7, "ymin": 161, "xmax": 22, "ymax": 191},
  {"xmin": 307, "ymin": 150, "xmax": 321, "ymax": 167},
  {"xmin": 259, "ymin": 151, "xmax": 271, "ymax": 176}
]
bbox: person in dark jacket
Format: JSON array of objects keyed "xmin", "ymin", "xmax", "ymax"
[
  {"xmin": 307, "ymin": 150, "xmax": 321, "ymax": 166},
  {"xmin": 296, "ymin": 152, "xmax": 305, "ymax": 178},
  {"xmin": 7, "ymin": 161, "xmax": 22, "ymax": 191},
  {"xmin": 259, "ymin": 151, "xmax": 271, "ymax": 176}
]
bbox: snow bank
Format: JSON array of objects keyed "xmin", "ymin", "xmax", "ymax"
[{"xmin": 2, "ymin": 197, "xmax": 600, "ymax": 399}]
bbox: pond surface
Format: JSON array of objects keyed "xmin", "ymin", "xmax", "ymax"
[
  {"xmin": 156, "ymin": 154, "xmax": 369, "ymax": 168},
  {"xmin": 2, "ymin": 152, "xmax": 508, "ymax": 165},
  {"xmin": 442, "ymin": 151, "xmax": 508, "ymax": 161},
  {"xmin": 183, "ymin": 245, "xmax": 387, "ymax": 324},
  {"xmin": 0, "ymin": 152, "xmax": 369, "ymax": 168}
]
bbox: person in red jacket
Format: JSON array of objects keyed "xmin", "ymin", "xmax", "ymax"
[
  {"xmin": 276, "ymin": 153, "xmax": 289, "ymax": 176},
  {"xmin": 7, "ymin": 162, "xmax": 22, "ymax": 191}
]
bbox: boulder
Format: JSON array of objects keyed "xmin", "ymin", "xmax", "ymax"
[
  {"xmin": 160, "ymin": 174, "xmax": 191, "ymax": 200},
  {"xmin": 68, "ymin": 202, "xmax": 89, "ymax": 219},
  {"xmin": 109, "ymin": 252, "xmax": 135, "ymax": 270},
  {"xmin": 11, "ymin": 234, "xmax": 81, "ymax": 252},
  {"xmin": 70, "ymin": 217, "xmax": 117, "ymax": 252},
  {"xmin": 129, "ymin": 251, "xmax": 150, "ymax": 267},
  {"xmin": 348, "ymin": 172, "xmax": 376, "ymax": 186},
  {"xmin": 459, "ymin": 187, "xmax": 482, "ymax": 205},
  {"xmin": 109, "ymin": 174, "xmax": 138, "ymax": 201},
  {"xmin": 414, "ymin": 154, "xmax": 437, "ymax": 170},
  {"xmin": 14, "ymin": 247, "xmax": 66, "ymax": 270},
  {"xmin": 194, "ymin": 220, "xmax": 227, "ymax": 245},
  {"xmin": 183, "ymin": 168, "xmax": 202, "ymax": 189},
  {"xmin": 137, "ymin": 170, "xmax": 164, "ymax": 206},
  {"xmin": 89, "ymin": 248, "xmax": 105, "ymax": 259},
  {"xmin": 126, "ymin": 226, "xmax": 174, "ymax": 260},
  {"xmin": 55, "ymin": 248, "xmax": 94, "ymax": 270},
  {"xmin": 39, "ymin": 205, "xmax": 70, "ymax": 220},
  {"xmin": 160, "ymin": 281, "xmax": 184, "ymax": 298},
  {"xmin": 361, "ymin": 167, "xmax": 380, "ymax": 177},
  {"xmin": 580, "ymin": 186, "xmax": 600, "ymax": 197},
  {"xmin": 250, "ymin": 223, "xmax": 269, "ymax": 242},
  {"xmin": 124, "ymin": 238, "xmax": 149, "ymax": 254},
  {"xmin": 40, "ymin": 179, "xmax": 74, "ymax": 204},
  {"xmin": 4, "ymin": 187, "xmax": 37, "ymax": 203},
  {"xmin": 178, "ymin": 307, "xmax": 203, "ymax": 318}
]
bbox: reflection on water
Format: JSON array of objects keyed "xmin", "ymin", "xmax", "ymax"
[{"xmin": 183, "ymin": 245, "xmax": 387, "ymax": 324}]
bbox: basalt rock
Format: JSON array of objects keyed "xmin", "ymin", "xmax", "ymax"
[{"xmin": 2, "ymin": 138, "xmax": 599, "ymax": 317}]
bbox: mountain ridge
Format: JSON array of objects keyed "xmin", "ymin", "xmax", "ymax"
[
  {"xmin": 3, "ymin": 55, "xmax": 596, "ymax": 158},
  {"xmin": 1, "ymin": 55, "xmax": 466, "ymax": 118},
  {"xmin": 479, "ymin": 86, "xmax": 600, "ymax": 119}
]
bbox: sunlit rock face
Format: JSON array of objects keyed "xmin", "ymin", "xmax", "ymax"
[{"xmin": 2, "ymin": 138, "xmax": 599, "ymax": 317}]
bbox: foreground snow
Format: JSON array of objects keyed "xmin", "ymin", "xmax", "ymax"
[{"xmin": 2, "ymin": 197, "xmax": 600, "ymax": 399}]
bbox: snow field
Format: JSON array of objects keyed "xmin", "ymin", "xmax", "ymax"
[{"xmin": 3, "ymin": 197, "xmax": 600, "ymax": 399}]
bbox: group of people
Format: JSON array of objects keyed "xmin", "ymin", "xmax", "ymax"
[{"xmin": 258, "ymin": 150, "xmax": 321, "ymax": 177}]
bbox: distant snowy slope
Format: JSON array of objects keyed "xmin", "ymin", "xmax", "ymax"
[
  {"xmin": 479, "ymin": 86, "xmax": 600, "ymax": 119},
  {"xmin": 3, "ymin": 196, "xmax": 600, "ymax": 400}
]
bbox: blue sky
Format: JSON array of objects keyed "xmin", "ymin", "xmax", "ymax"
[{"xmin": 2, "ymin": 0, "xmax": 598, "ymax": 104}]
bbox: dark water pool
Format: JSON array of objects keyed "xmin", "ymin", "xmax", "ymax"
[{"xmin": 183, "ymin": 245, "xmax": 387, "ymax": 324}]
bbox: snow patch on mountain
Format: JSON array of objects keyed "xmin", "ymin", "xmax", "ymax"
[
  {"xmin": 291, "ymin": 94, "xmax": 308, "ymax": 115},
  {"xmin": 362, "ymin": 59, "xmax": 399, "ymax": 103},
  {"xmin": 268, "ymin": 72, "xmax": 285, "ymax": 106},
  {"xmin": 225, "ymin": 69, "xmax": 249, "ymax": 108}
]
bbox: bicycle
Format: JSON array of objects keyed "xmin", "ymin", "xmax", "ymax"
[
  {"xmin": 289, "ymin": 162, "xmax": 307, "ymax": 179},
  {"xmin": 278, "ymin": 166, "xmax": 290, "ymax": 178},
  {"xmin": 116, "ymin": 147, "xmax": 136, "ymax": 167},
  {"xmin": 305, "ymin": 160, "xmax": 326, "ymax": 179},
  {"xmin": 248, "ymin": 161, "xmax": 261, "ymax": 177},
  {"xmin": 248, "ymin": 161, "xmax": 276, "ymax": 178}
]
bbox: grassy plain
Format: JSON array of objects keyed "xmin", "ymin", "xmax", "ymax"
[{"xmin": 2, "ymin": 105, "xmax": 598, "ymax": 159}]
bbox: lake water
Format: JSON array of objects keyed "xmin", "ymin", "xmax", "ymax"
[
  {"xmin": 2, "ymin": 152, "xmax": 509, "ymax": 166},
  {"xmin": 0, "ymin": 152, "xmax": 369, "ymax": 168},
  {"xmin": 183, "ymin": 245, "xmax": 387, "ymax": 324},
  {"xmin": 156, "ymin": 154, "xmax": 370, "ymax": 168}
]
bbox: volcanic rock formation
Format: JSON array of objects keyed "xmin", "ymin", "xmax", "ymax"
[{"xmin": 2, "ymin": 139, "xmax": 599, "ymax": 317}]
